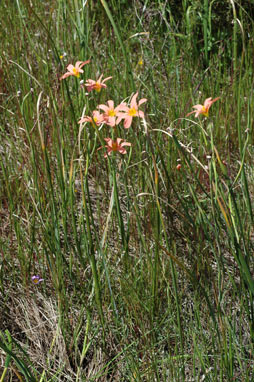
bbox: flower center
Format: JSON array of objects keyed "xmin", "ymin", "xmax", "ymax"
[
  {"xmin": 93, "ymin": 116, "xmax": 98, "ymax": 122},
  {"xmin": 128, "ymin": 107, "xmax": 137, "ymax": 116},
  {"xmin": 201, "ymin": 106, "xmax": 208, "ymax": 116},
  {"xmin": 111, "ymin": 142, "xmax": 118, "ymax": 151},
  {"xmin": 94, "ymin": 82, "xmax": 102, "ymax": 92},
  {"xmin": 72, "ymin": 68, "xmax": 79, "ymax": 77},
  {"xmin": 108, "ymin": 109, "xmax": 116, "ymax": 117}
]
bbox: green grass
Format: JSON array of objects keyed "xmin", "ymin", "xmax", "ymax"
[{"xmin": 1, "ymin": 0, "xmax": 254, "ymax": 380}]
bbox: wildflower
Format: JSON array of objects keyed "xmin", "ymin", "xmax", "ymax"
[
  {"xmin": 60, "ymin": 52, "xmax": 67, "ymax": 60},
  {"xmin": 98, "ymin": 100, "xmax": 126, "ymax": 127},
  {"xmin": 103, "ymin": 138, "xmax": 131, "ymax": 157},
  {"xmin": 176, "ymin": 164, "xmax": 182, "ymax": 171},
  {"xmin": 186, "ymin": 97, "xmax": 220, "ymax": 118},
  {"xmin": 60, "ymin": 60, "xmax": 90, "ymax": 80},
  {"xmin": 31, "ymin": 275, "xmax": 44, "ymax": 284},
  {"xmin": 138, "ymin": 58, "xmax": 143, "ymax": 66},
  {"xmin": 79, "ymin": 110, "xmax": 104, "ymax": 126},
  {"xmin": 117, "ymin": 92, "xmax": 147, "ymax": 129},
  {"xmin": 85, "ymin": 74, "xmax": 112, "ymax": 92}
]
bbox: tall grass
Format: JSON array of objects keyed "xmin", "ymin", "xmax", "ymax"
[{"xmin": 1, "ymin": 0, "xmax": 254, "ymax": 380}]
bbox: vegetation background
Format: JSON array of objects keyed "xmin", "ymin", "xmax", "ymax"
[{"xmin": 1, "ymin": 0, "xmax": 254, "ymax": 380}]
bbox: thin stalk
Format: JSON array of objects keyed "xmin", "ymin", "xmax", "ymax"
[
  {"xmin": 203, "ymin": 0, "xmax": 209, "ymax": 65},
  {"xmin": 229, "ymin": 0, "xmax": 238, "ymax": 76},
  {"xmin": 80, "ymin": 155, "xmax": 105, "ymax": 331},
  {"xmin": 151, "ymin": 154, "xmax": 160, "ymax": 317},
  {"xmin": 112, "ymin": 164, "xmax": 127, "ymax": 252},
  {"xmin": 99, "ymin": 0, "xmax": 135, "ymax": 93}
]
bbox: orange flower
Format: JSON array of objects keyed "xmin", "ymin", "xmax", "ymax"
[
  {"xmin": 98, "ymin": 100, "xmax": 126, "ymax": 127},
  {"xmin": 187, "ymin": 97, "xmax": 220, "ymax": 118},
  {"xmin": 60, "ymin": 60, "xmax": 90, "ymax": 80},
  {"xmin": 79, "ymin": 110, "xmax": 104, "ymax": 126},
  {"xmin": 103, "ymin": 138, "xmax": 131, "ymax": 157},
  {"xmin": 117, "ymin": 92, "xmax": 147, "ymax": 129},
  {"xmin": 85, "ymin": 74, "xmax": 112, "ymax": 92}
]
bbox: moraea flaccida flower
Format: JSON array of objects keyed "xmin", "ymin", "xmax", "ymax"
[
  {"xmin": 117, "ymin": 92, "xmax": 147, "ymax": 129},
  {"xmin": 79, "ymin": 110, "xmax": 104, "ymax": 126},
  {"xmin": 85, "ymin": 74, "xmax": 112, "ymax": 92},
  {"xmin": 186, "ymin": 97, "xmax": 220, "ymax": 118},
  {"xmin": 60, "ymin": 60, "xmax": 90, "ymax": 80},
  {"xmin": 102, "ymin": 138, "xmax": 131, "ymax": 158},
  {"xmin": 98, "ymin": 100, "xmax": 126, "ymax": 127},
  {"xmin": 31, "ymin": 275, "xmax": 44, "ymax": 284}
]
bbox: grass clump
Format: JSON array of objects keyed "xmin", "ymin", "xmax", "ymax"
[{"xmin": 0, "ymin": 0, "xmax": 254, "ymax": 380}]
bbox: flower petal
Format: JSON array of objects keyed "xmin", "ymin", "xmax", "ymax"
[
  {"xmin": 79, "ymin": 117, "xmax": 90, "ymax": 123},
  {"xmin": 116, "ymin": 138, "xmax": 123, "ymax": 145},
  {"xmin": 102, "ymin": 76, "xmax": 112, "ymax": 83},
  {"xmin": 118, "ymin": 147, "xmax": 127, "ymax": 154},
  {"xmin": 98, "ymin": 104, "xmax": 109, "ymax": 112},
  {"xmin": 124, "ymin": 116, "xmax": 133, "ymax": 129},
  {"xmin": 137, "ymin": 110, "xmax": 145, "ymax": 118},
  {"xmin": 107, "ymin": 100, "xmax": 114, "ymax": 109},
  {"xmin": 138, "ymin": 98, "xmax": 147, "ymax": 106},
  {"xmin": 192, "ymin": 104, "xmax": 203, "ymax": 110},
  {"xmin": 203, "ymin": 97, "xmax": 212, "ymax": 108},
  {"xmin": 115, "ymin": 103, "xmax": 128, "ymax": 113},
  {"xmin": 121, "ymin": 142, "xmax": 131, "ymax": 147},
  {"xmin": 67, "ymin": 64, "xmax": 74, "ymax": 72},
  {"xmin": 185, "ymin": 110, "xmax": 196, "ymax": 117},
  {"xmin": 77, "ymin": 60, "xmax": 90, "ymax": 69},
  {"xmin": 130, "ymin": 92, "xmax": 138, "ymax": 108},
  {"xmin": 104, "ymin": 138, "xmax": 112, "ymax": 144},
  {"xmin": 60, "ymin": 72, "xmax": 72, "ymax": 80}
]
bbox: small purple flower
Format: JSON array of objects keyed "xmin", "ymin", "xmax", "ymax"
[{"xmin": 31, "ymin": 275, "xmax": 44, "ymax": 284}]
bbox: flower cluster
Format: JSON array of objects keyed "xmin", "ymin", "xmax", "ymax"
[
  {"xmin": 80, "ymin": 92, "xmax": 146, "ymax": 156},
  {"xmin": 61, "ymin": 60, "xmax": 219, "ymax": 158},
  {"xmin": 60, "ymin": 60, "xmax": 147, "ymax": 157}
]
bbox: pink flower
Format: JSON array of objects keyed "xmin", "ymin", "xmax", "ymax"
[
  {"xmin": 117, "ymin": 92, "xmax": 147, "ymax": 129},
  {"xmin": 186, "ymin": 97, "xmax": 220, "ymax": 118},
  {"xmin": 102, "ymin": 138, "xmax": 131, "ymax": 157},
  {"xmin": 60, "ymin": 60, "xmax": 90, "ymax": 80},
  {"xmin": 98, "ymin": 100, "xmax": 126, "ymax": 127},
  {"xmin": 79, "ymin": 110, "xmax": 104, "ymax": 126},
  {"xmin": 31, "ymin": 275, "xmax": 44, "ymax": 284},
  {"xmin": 85, "ymin": 74, "xmax": 112, "ymax": 92}
]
